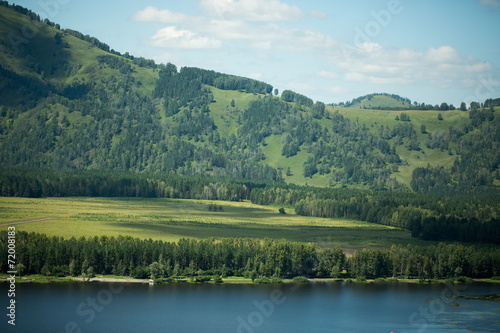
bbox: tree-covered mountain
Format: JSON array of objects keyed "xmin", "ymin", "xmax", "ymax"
[{"xmin": 0, "ymin": 2, "xmax": 499, "ymax": 194}]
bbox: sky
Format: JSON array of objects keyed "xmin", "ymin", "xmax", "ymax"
[{"xmin": 19, "ymin": 0, "xmax": 500, "ymax": 106}]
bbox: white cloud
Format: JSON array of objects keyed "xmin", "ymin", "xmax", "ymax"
[
  {"xmin": 286, "ymin": 81, "xmax": 316, "ymax": 92},
  {"xmin": 464, "ymin": 62, "xmax": 492, "ymax": 72},
  {"xmin": 197, "ymin": 18, "xmax": 336, "ymax": 52},
  {"xmin": 310, "ymin": 10, "xmax": 327, "ymax": 20},
  {"xmin": 248, "ymin": 72, "xmax": 263, "ymax": 79},
  {"xmin": 479, "ymin": 0, "xmax": 500, "ymax": 7},
  {"xmin": 205, "ymin": 19, "xmax": 254, "ymax": 40},
  {"xmin": 257, "ymin": 26, "xmax": 337, "ymax": 52},
  {"xmin": 329, "ymin": 86, "xmax": 347, "ymax": 94},
  {"xmin": 344, "ymin": 72, "xmax": 365, "ymax": 82},
  {"xmin": 425, "ymin": 46, "xmax": 460, "ymax": 63},
  {"xmin": 150, "ymin": 26, "xmax": 222, "ymax": 49},
  {"xmin": 251, "ymin": 40, "xmax": 273, "ymax": 50},
  {"xmin": 131, "ymin": 6, "xmax": 187, "ymax": 24},
  {"xmin": 318, "ymin": 70, "xmax": 338, "ymax": 79},
  {"xmin": 357, "ymin": 42, "xmax": 382, "ymax": 53},
  {"xmin": 343, "ymin": 72, "xmax": 412, "ymax": 85},
  {"xmin": 331, "ymin": 42, "xmax": 496, "ymax": 89},
  {"xmin": 131, "ymin": 2, "xmax": 499, "ymax": 96},
  {"xmin": 200, "ymin": 0, "xmax": 305, "ymax": 21},
  {"xmin": 131, "ymin": 3, "xmax": 332, "ymax": 52}
]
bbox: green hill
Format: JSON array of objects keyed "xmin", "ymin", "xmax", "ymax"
[
  {"xmin": 0, "ymin": 2, "xmax": 499, "ymax": 194},
  {"xmin": 345, "ymin": 93, "xmax": 413, "ymax": 109}
]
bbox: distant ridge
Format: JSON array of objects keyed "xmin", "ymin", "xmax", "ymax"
[
  {"xmin": 334, "ymin": 93, "xmax": 459, "ymax": 111},
  {"xmin": 341, "ymin": 93, "xmax": 413, "ymax": 110}
]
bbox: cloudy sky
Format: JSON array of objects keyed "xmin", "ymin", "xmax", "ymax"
[{"xmin": 22, "ymin": 0, "xmax": 500, "ymax": 105}]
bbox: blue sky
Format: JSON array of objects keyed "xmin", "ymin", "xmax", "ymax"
[{"xmin": 21, "ymin": 0, "xmax": 500, "ymax": 105}]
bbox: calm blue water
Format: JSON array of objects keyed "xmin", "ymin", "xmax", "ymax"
[{"xmin": 2, "ymin": 281, "xmax": 499, "ymax": 333}]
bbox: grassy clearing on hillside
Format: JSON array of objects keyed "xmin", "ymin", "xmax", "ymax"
[
  {"xmin": 259, "ymin": 106, "xmax": 471, "ymax": 188},
  {"xmin": 330, "ymin": 106, "xmax": 470, "ymax": 137},
  {"xmin": 208, "ymin": 87, "xmax": 263, "ymax": 139},
  {"xmin": 327, "ymin": 106, "xmax": 471, "ymax": 186},
  {"xmin": 0, "ymin": 197, "xmax": 419, "ymax": 250},
  {"xmin": 394, "ymin": 148, "xmax": 456, "ymax": 185},
  {"xmin": 260, "ymin": 134, "xmax": 332, "ymax": 187}
]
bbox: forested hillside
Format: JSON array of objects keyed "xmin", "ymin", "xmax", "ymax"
[{"xmin": 0, "ymin": 2, "xmax": 499, "ymax": 194}]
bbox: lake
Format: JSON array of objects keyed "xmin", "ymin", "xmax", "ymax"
[{"xmin": 2, "ymin": 281, "xmax": 500, "ymax": 333}]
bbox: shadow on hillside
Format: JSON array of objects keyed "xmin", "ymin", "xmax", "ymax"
[{"xmin": 109, "ymin": 220, "xmax": 414, "ymax": 248}]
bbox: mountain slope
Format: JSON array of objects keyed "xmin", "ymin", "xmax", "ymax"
[{"xmin": 0, "ymin": 2, "xmax": 499, "ymax": 193}]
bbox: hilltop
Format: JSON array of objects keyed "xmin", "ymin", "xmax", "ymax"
[
  {"xmin": 340, "ymin": 93, "xmax": 414, "ymax": 110},
  {"xmin": 0, "ymin": 2, "xmax": 499, "ymax": 194}
]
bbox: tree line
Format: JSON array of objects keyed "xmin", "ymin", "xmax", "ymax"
[
  {"xmin": 1, "ymin": 231, "xmax": 498, "ymax": 280},
  {"xmin": 179, "ymin": 67, "xmax": 273, "ymax": 95},
  {"xmin": 293, "ymin": 198, "xmax": 500, "ymax": 244},
  {"xmin": 0, "ymin": 167, "xmax": 261, "ymax": 201},
  {"xmin": 281, "ymin": 90, "xmax": 314, "ymax": 107}
]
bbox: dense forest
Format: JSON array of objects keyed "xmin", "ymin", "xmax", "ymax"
[
  {"xmin": 0, "ymin": 167, "xmax": 256, "ymax": 201},
  {"xmin": 2, "ymin": 231, "xmax": 499, "ymax": 280},
  {"xmin": 0, "ymin": 2, "xmax": 281, "ymax": 182}
]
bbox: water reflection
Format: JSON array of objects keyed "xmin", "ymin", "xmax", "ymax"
[{"xmin": 2, "ymin": 281, "xmax": 499, "ymax": 333}]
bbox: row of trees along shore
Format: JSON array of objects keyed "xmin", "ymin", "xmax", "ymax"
[
  {"xmin": 1, "ymin": 232, "xmax": 499, "ymax": 280},
  {"xmin": 1, "ymin": 167, "xmax": 499, "ymax": 244}
]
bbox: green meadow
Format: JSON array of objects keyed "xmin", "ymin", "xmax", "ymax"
[
  {"xmin": 0, "ymin": 196, "xmax": 419, "ymax": 253},
  {"xmin": 260, "ymin": 134, "xmax": 330, "ymax": 187},
  {"xmin": 208, "ymin": 87, "xmax": 263, "ymax": 139}
]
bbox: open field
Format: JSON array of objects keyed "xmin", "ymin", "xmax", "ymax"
[{"xmin": 0, "ymin": 196, "xmax": 422, "ymax": 251}]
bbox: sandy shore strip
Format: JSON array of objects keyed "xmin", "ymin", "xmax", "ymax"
[{"xmin": 72, "ymin": 277, "xmax": 152, "ymax": 284}]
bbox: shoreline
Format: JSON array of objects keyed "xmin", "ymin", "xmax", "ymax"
[{"xmin": 2, "ymin": 274, "xmax": 499, "ymax": 285}]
